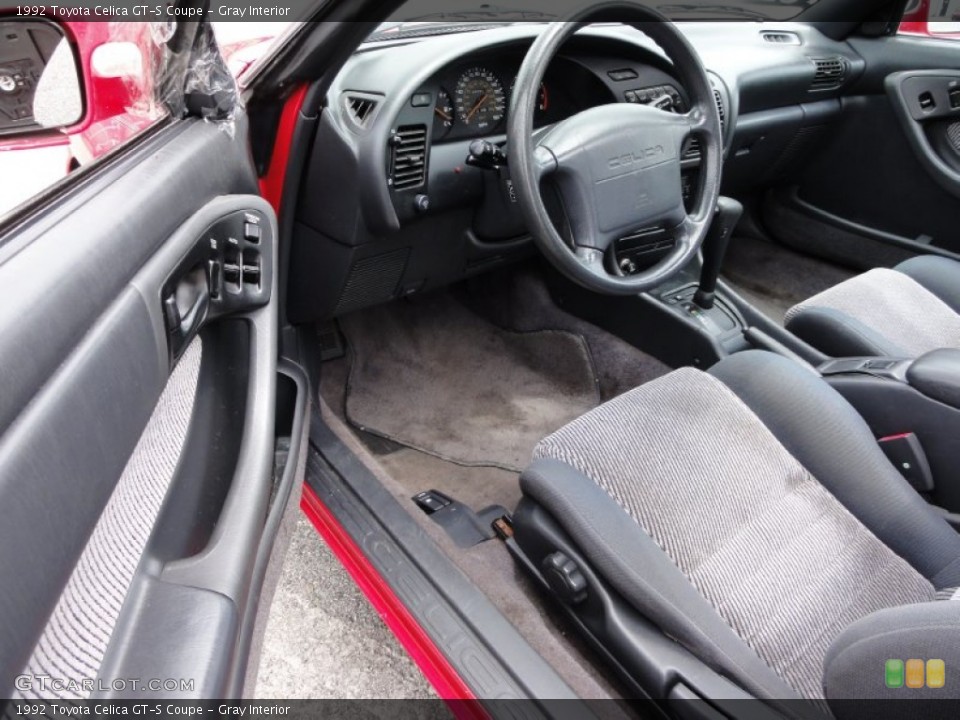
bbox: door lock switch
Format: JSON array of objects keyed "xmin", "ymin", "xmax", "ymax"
[
  {"xmin": 208, "ymin": 260, "xmax": 222, "ymax": 300},
  {"xmin": 162, "ymin": 294, "xmax": 180, "ymax": 332}
]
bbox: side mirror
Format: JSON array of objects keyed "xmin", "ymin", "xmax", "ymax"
[
  {"xmin": 0, "ymin": 19, "xmax": 84, "ymax": 137},
  {"xmin": 927, "ymin": 0, "xmax": 960, "ymax": 35},
  {"xmin": 90, "ymin": 41, "xmax": 144, "ymax": 80}
]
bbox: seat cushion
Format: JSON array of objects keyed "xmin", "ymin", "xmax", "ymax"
[
  {"xmin": 529, "ymin": 362, "xmax": 936, "ymax": 699},
  {"xmin": 785, "ymin": 265, "xmax": 960, "ymax": 358}
]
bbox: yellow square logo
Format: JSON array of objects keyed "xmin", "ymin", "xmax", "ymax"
[{"xmin": 927, "ymin": 659, "xmax": 946, "ymax": 689}]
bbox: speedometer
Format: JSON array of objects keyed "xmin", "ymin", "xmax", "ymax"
[{"xmin": 455, "ymin": 68, "xmax": 506, "ymax": 132}]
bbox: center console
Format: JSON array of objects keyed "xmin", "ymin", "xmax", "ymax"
[{"xmin": 820, "ymin": 349, "xmax": 960, "ymax": 523}]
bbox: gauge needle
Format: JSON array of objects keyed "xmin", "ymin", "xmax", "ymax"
[
  {"xmin": 434, "ymin": 107, "xmax": 452, "ymax": 121},
  {"xmin": 466, "ymin": 93, "xmax": 489, "ymax": 122}
]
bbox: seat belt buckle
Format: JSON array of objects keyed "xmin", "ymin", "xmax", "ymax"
[{"xmin": 878, "ymin": 432, "xmax": 935, "ymax": 493}]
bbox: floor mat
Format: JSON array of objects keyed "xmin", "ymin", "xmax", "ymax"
[
  {"xmin": 459, "ymin": 267, "xmax": 671, "ymax": 402},
  {"xmin": 318, "ymin": 271, "xmax": 670, "ymax": 704},
  {"xmin": 341, "ymin": 295, "xmax": 601, "ymax": 472},
  {"xmin": 722, "ymin": 234, "xmax": 856, "ymax": 324}
]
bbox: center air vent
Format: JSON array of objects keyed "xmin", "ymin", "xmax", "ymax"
[
  {"xmin": 683, "ymin": 86, "xmax": 725, "ymax": 161},
  {"xmin": 344, "ymin": 93, "xmax": 381, "ymax": 128},
  {"xmin": 761, "ymin": 31, "xmax": 801, "ymax": 45},
  {"xmin": 811, "ymin": 57, "xmax": 846, "ymax": 90},
  {"xmin": 682, "ymin": 137, "xmax": 701, "ymax": 160},
  {"xmin": 389, "ymin": 125, "xmax": 428, "ymax": 191}
]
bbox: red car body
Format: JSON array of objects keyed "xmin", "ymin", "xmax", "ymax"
[
  {"xmin": 2, "ymin": 18, "xmax": 268, "ymax": 155},
  {"xmin": 901, "ymin": 0, "xmax": 960, "ymax": 38}
]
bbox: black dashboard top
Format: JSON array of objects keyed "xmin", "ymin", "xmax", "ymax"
[{"xmin": 315, "ymin": 22, "xmax": 864, "ymax": 235}]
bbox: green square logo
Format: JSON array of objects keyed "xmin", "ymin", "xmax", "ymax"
[{"xmin": 886, "ymin": 659, "xmax": 905, "ymax": 688}]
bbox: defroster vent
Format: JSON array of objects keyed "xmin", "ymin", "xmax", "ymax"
[
  {"xmin": 761, "ymin": 30, "xmax": 801, "ymax": 45},
  {"xmin": 389, "ymin": 125, "xmax": 428, "ymax": 191},
  {"xmin": 345, "ymin": 94, "xmax": 380, "ymax": 128}
]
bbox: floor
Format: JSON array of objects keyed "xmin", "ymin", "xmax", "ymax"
[
  {"xmin": 250, "ymin": 242, "xmax": 853, "ymax": 702},
  {"xmin": 722, "ymin": 234, "xmax": 856, "ymax": 324},
  {"xmin": 316, "ymin": 269, "xmax": 670, "ymax": 702}
]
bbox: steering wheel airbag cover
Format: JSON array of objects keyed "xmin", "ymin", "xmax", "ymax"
[{"xmin": 509, "ymin": 3, "xmax": 723, "ymax": 295}]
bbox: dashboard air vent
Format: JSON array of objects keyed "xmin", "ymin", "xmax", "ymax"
[
  {"xmin": 389, "ymin": 125, "xmax": 428, "ymax": 191},
  {"xmin": 345, "ymin": 94, "xmax": 380, "ymax": 128},
  {"xmin": 811, "ymin": 57, "xmax": 846, "ymax": 90},
  {"xmin": 713, "ymin": 88, "xmax": 726, "ymax": 130},
  {"xmin": 682, "ymin": 137, "xmax": 701, "ymax": 160},
  {"xmin": 761, "ymin": 31, "xmax": 801, "ymax": 45}
]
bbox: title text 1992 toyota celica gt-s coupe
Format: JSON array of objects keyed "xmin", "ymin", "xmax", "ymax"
[{"xmin": 3, "ymin": 0, "xmax": 960, "ymax": 717}]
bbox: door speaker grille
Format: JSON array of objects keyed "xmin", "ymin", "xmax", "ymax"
[{"xmin": 949, "ymin": 121, "xmax": 960, "ymax": 155}]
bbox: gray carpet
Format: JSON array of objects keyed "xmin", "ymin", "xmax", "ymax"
[
  {"xmin": 317, "ymin": 403, "xmax": 628, "ymax": 706},
  {"xmin": 722, "ymin": 234, "xmax": 857, "ymax": 324},
  {"xmin": 317, "ymin": 273, "xmax": 671, "ymax": 705},
  {"xmin": 342, "ymin": 295, "xmax": 601, "ymax": 472},
  {"xmin": 460, "ymin": 269, "xmax": 671, "ymax": 402}
]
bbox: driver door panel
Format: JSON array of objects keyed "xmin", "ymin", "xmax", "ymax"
[{"xmin": 0, "ymin": 117, "xmax": 290, "ymax": 699}]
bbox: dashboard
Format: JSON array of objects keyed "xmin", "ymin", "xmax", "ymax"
[{"xmin": 290, "ymin": 23, "xmax": 867, "ymax": 323}]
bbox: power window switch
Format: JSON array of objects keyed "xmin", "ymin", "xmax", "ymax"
[
  {"xmin": 242, "ymin": 264, "xmax": 261, "ymax": 285},
  {"xmin": 223, "ymin": 263, "xmax": 241, "ymax": 285},
  {"xmin": 244, "ymin": 222, "xmax": 261, "ymax": 243},
  {"xmin": 950, "ymin": 87, "xmax": 960, "ymax": 110}
]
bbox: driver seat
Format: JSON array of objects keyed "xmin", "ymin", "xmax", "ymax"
[{"xmin": 512, "ymin": 351, "xmax": 960, "ymax": 710}]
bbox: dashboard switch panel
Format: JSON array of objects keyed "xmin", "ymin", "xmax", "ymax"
[{"xmin": 624, "ymin": 84, "xmax": 684, "ymax": 112}]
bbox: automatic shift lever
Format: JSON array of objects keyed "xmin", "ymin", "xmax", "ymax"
[{"xmin": 693, "ymin": 196, "xmax": 743, "ymax": 310}]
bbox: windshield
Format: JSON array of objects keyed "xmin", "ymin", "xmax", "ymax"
[{"xmin": 376, "ymin": 0, "xmax": 821, "ymax": 30}]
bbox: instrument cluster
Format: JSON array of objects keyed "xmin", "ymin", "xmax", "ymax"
[{"xmin": 426, "ymin": 58, "xmax": 580, "ymax": 142}]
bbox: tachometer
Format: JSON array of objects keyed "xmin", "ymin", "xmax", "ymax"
[
  {"xmin": 433, "ymin": 88, "xmax": 454, "ymax": 139},
  {"xmin": 455, "ymin": 67, "xmax": 506, "ymax": 132}
]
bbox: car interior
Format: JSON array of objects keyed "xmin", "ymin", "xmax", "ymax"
[
  {"xmin": 291, "ymin": 4, "xmax": 960, "ymax": 714},
  {"xmin": 3, "ymin": 0, "xmax": 960, "ymax": 717}
]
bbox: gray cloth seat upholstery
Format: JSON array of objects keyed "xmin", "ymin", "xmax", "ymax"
[
  {"xmin": 514, "ymin": 351, "xmax": 960, "ymax": 709},
  {"xmin": 785, "ymin": 256, "xmax": 960, "ymax": 358}
]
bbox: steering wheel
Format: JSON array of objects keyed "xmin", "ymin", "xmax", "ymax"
[{"xmin": 509, "ymin": 4, "xmax": 723, "ymax": 295}]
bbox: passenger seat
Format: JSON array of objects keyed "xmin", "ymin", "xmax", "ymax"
[{"xmin": 786, "ymin": 256, "xmax": 960, "ymax": 358}]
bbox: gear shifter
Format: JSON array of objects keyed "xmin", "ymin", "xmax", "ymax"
[{"xmin": 693, "ymin": 196, "xmax": 743, "ymax": 310}]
